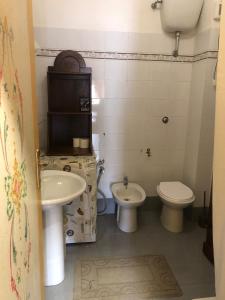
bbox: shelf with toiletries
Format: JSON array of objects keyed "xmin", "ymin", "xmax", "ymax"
[
  {"xmin": 47, "ymin": 145, "xmax": 92, "ymax": 156},
  {"xmin": 47, "ymin": 50, "xmax": 92, "ymax": 156},
  {"xmin": 48, "ymin": 112, "xmax": 92, "ymax": 116},
  {"xmin": 47, "ymin": 113, "xmax": 92, "ymax": 156}
]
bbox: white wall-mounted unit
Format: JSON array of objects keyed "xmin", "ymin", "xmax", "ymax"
[
  {"xmin": 159, "ymin": 0, "xmax": 204, "ymax": 56},
  {"xmin": 160, "ymin": 0, "xmax": 204, "ymax": 33}
]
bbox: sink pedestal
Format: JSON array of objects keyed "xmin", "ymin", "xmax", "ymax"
[
  {"xmin": 41, "ymin": 170, "xmax": 86, "ymax": 286},
  {"xmin": 43, "ymin": 206, "xmax": 64, "ymax": 286}
]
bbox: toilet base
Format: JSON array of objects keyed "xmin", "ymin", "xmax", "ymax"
[
  {"xmin": 161, "ymin": 204, "xmax": 183, "ymax": 233},
  {"xmin": 117, "ymin": 206, "xmax": 137, "ymax": 233}
]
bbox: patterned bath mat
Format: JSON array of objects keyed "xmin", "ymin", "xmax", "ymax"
[{"xmin": 74, "ymin": 255, "xmax": 182, "ymax": 299}]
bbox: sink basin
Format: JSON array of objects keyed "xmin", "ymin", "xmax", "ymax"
[
  {"xmin": 41, "ymin": 170, "xmax": 86, "ymax": 209},
  {"xmin": 40, "ymin": 170, "xmax": 86, "ymax": 286}
]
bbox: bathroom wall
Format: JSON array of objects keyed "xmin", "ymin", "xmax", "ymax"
[
  {"xmin": 183, "ymin": 0, "xmax": 220, "ymax": 206},
  {"xmin": 183, "ymin": 60, "xmax": 216, "ymax": 206},
  {"xmin": 33, "ymin": 0, "xmax": 164, "ymax": 33},
  {"xmin": 35, "ymin": 55, "xmax": 192, "ymax": 197},
  {"xmin": 33, "ymin": 0, "xmax": 218, "ymax": 206},
  {"xmin": 33, "ymin": 0, "xmax": 195, "ymax": 55},
  {"xmin": 195, "ymin": 0, "xmax": 220, "ymax": 53}
]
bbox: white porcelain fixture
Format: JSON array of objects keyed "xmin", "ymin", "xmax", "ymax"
[
  {"xmin": 41, "ymin": 170, "xmax": 86, "ymax": 286},
  {"xmin": 157, "ymin": 181, "xmax": 195, "ymax": 233},
  {"xmin": 111, "ymin": 182, "xmax": 146, "ymax": 233},
  {"xmin": 160, "ymin": 0, "xmax": 204, "ymax": 33}
]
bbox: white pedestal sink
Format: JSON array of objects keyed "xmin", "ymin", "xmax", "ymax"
[{"xmin": 41, "ymin": 170, "xmax": 86, "ymax": 286}]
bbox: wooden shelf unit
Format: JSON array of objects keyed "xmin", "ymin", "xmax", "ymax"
[{"xmin": 47, "ymin": 51, "xmax": 92, "ymax": 156}]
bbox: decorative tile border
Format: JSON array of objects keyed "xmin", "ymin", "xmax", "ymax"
[
  {"xmin": 36, "ymin": 48, "xmax": 218, "ymax": 63},
  {"xmin": 193, "ymin": 51, "xmax": 218, "ymax": 62}
]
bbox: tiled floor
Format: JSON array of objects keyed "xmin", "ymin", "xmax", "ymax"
[{"xmin": 45, "ymin": 210, "xmax": 215, "ymax": 300}]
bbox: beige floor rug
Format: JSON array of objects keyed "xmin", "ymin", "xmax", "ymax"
[{"xmin": 74, "ymin": 255, "xmax": 182, "ymax": 300}]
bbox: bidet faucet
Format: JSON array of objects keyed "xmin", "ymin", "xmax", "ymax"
[{"xmin": 123, "ymin": 176, "xmax": 128, "ymax": 189}]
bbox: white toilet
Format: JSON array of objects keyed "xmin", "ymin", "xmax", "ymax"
[
  {"xmin": 157, "ymin": 181, "xmax": 195, "ymax": 233},
  {"xmin": 111, "ymin": 182, "xmax": 146, "ymax": 233}
]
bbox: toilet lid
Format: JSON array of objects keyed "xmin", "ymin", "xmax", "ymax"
[{"xmin": 158, "ymin": 181, "xmax": 194, "ymax": 202}]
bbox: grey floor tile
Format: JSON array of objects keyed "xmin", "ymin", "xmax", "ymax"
[{"xmin": 45, "ymin": 211, "xmax": 215, "ymax": 300}]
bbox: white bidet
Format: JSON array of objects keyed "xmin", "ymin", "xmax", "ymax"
[{"xmin": 111, "ymin": 182, "xmax": 146, "ymax": 233}]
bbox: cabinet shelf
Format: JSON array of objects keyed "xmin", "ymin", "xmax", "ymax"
[
  {"xmin": 48, "ymin": 112, "xmax": 92, "ymax": 116},
  {"xmin": 47, "ymin": 51, "xmax": 92, "ymax": 156},
  {"xmin": 47, "ymin": 145, "xmax": 92, "ymax": 156}
]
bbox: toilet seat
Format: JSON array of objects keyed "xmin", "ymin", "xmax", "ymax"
[
  {"xmin": 157, "ymin": 181, "xmax": 195, "ymax": 233},
  {"xmin": 157, "ymin": 181, "xmax": 195, "ymax": 204}
]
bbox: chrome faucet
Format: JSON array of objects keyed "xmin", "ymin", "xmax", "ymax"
[{"xmin": 123, "ymin": 176, "xmax": 128, "ymax": 189}]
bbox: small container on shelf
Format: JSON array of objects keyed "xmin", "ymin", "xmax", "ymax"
[
  {"xmin": 73, "ymin": 138, "xmax": 80, "ymax": 148},
  {"xmin": 80, "ymin": 138, "xmax": 89, "ymax": 149}
]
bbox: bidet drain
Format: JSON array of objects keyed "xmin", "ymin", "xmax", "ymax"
[{"xmin": 124, "ymin": 198, "xmax": 130, "ymax": 201}]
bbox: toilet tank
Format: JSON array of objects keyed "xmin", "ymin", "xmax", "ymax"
[{"xmin": 160, "ymin": 0, "xmax": 204, "ymax": 33}]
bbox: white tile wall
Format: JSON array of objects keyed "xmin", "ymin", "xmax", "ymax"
[
  {"xmin": 80, "ymin": 31, "xmax": 105, "ymax": 52},
  {"xmin": 148, "ymin": 61, "xmax": 171, "ymax": 81},
  {"xmin": 127, "ymin": 61, "xmax": 149, "ymax": 81},
  {"xmin": 183, "ymin": 60, "xmax": 216, "ymax": 206},
  {"xmin": 104, "ymin": 32, "xmax": 128, "ymax": 53},
  {"xmin": 194, "ymin": 28, "xmax": 219, "ymax": 54},
  {"xmin": 170, "ymin": 63, "xmax": 193, "ymax": 82},
  {"xmin": 35, "ymin": 29, "xmax": 216, "ymax": 202},
  {"xmin": 93, "ymin": 99, "xmax": 145, "ymax": 116},
  {"xmin": 92, "ymin": 80, "xmax": 105, "ymax": 99},
  {"xmin": 105, "ymin": 60, "xmax": 127, "ymax": 81},
  {"xmin": 34, "ymin": 27, "xmax": 196, "ymax": 56},
  {"xmin": 85, "ymin": 59, "xmax": 105, "ymax": 80}
]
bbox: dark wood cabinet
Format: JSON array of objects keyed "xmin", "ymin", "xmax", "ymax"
[
  {"xmin": 203, "ymin": 185, "xmax": 214, "ymax": 264},
  {"xmin": 48, "ymin": 74, "xmax": 91, "ymax": 113},
  {"xmin": 47, "ymin": 51, "xmax": 92, "ymax": 156},
  {"xmin": 203, "ymin": 201, "xmax": 214, "ymax": 264}
]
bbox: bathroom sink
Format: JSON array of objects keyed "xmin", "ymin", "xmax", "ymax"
[
  {"xmin": 40, "ymin": 170, "xmax": 86, "ymax": 286},
  {"xmin": 41, "ymin": 170, "xmax": 86, "ymax": 210}
]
